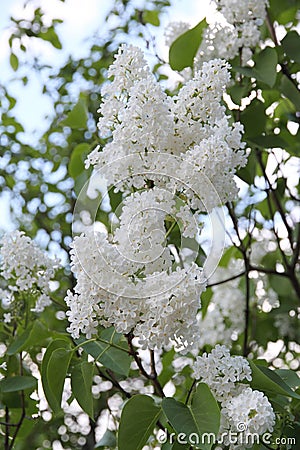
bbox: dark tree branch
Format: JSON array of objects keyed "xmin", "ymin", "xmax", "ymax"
[
  {"xmin": 266, "ymin": 9, "xmax": 300, "ymax": 91},
  {"xmin": 126, "ymin": 333, "xmax": 165, "ymax": 397},
  {"xmin": 227, "ymin": 203, "xmax": 251, "ymax": 356},
  {"xmin": 249, "ymin": 265, "xmax": 289, "ymax": 277},
  {"xmin": 207, "ymin": 271, "xmax": 245, "ymax": 287},
  {"xmin": 8, "ymin": 353, "xmax": 26, "ymax": 450},
  {"xmin": 5, "ymin": 407, "xmax": 9, "ymax": 450},
  {"xmin": 256, "ymin": 150, "xmax": 300, "ymax": 300}
]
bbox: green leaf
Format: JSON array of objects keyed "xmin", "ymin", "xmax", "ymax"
[
  {"xmin": 254, "ymin": 47, "xmax": 278, "ymax": 88},
  {"xmin": 108, "ymin": 188, "xmax": 123, "ymax": 212},
  {"xmin": 269, "ymin": 274, "xmax": 295, "ymax": 298},
  {"xmin": 162, "ymin": 398, "xmax": 198, "ymax": 441},
  {"xmin": 275, "ymin": 369, "xmax": 300, "ymax": 389},
  {"xmin": 269, "ymin": 0, "xmax": 298, "ymax": 25},
  {"xmin": 249, "ymin": 361, "xmax": 300, "ymax": 399},
  {"xmin": 169, "ymin": 19, "xmax": 207, "ymax": 71},
  {"xmin": 262, "ymin": 89, "xmax": 281, "ymax": 107},
  {"xmin": 118, "ymin": 395, "xmax": 161, "ymax": 450},
  {"xmin": 248, "ymin": 135, "xmax": 287, "ymax": 150},
  {"xmin": 143, "ymin": 10, "xmax": 160, "ymax": 26},
  {"xmin": 233, "ymin": 66, "xmax": 255, "ymax": 79},
  {"xmin": 237, "ymin": 149, "xmax": 256, "ymax": 185},
  {"xmin": 190, "ymin": 383, "xmax": 220, "ymax": 450},
  {"xmin": 218, "ymin": 246, "xmax": 240, "ymax": 267},
  {"xmin": 200, "ymin": 287, "xmax": 213, "ymax": 319},
  {"xmin": 75, "ymin": 331, "xmax": 131, "ymax": 376},
  {"xmin": 41, "ymin": 339, "xmax": 72, "ymax": 414},
  {"xmin": 234, "ymin": 48, "xmax": 278, "ymax": 88},
  {"xmin": 162, "ymin": 385, "xmax": 220, "ymax": 450},
  {"xmin": 158, "ymin": 348, "xmax": 175, "ymax": 386},
  {"xmin": 10, "ymin": 53, "xmax": 19, "ymax": 71},
  {"xmin": 95, "ymin": 430, "xmax": 117, "ymax": 448},
  {"xmin": 69, "ymin": 143, "xmax": 90, "ymax": 179},
  {"xmin": 7, "ymin": 321, "xmax": 49, "ymax": 355},
  {"xmin": 0, "ymin": 376, "xmax": 37, "ymax": 393},
  {"xmin": 7, "ymin": 328, "xmax": 32, "ymax": 356},
  {"xmin": 73, "ymin": 168, "xmax": 92, "ymax": 197},
  {"xmin": 282, "ymin": 31, "xmax": 300, "ymax": 63},
  {"xmin": 230, "ymin": 83, "xmax": 249, "ymax": 105},
  {"xmin": 172, "ymin": 444, "xmax": 189, "ymax": 449},
  {"xmin": 276, "ymin": 178, "xmax": 285, "ymax": 197},
  {"xmin": 62, "ymin": 94, "xmax": 88, "ymax": 129},
  {"xmin": 161, "ymin": 444, "xmax": 173, "ymax": 450},
  {"xmin": 242, "ymin": 99, "xmax": 266, "ymax": 138},
  {"xmin": 71, "ymin": 361, "xmax": 94, "ymax": 418},
  {"xmin": 280, "ymin": 76, "xmax": 300, "ymax": 111},
  {"xmin": 40, "ymin": 27, "xmax": 62, "ymax": 49}
]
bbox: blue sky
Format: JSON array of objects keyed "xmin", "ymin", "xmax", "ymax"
[{"xmin": 0, "ymin": 0, "xmax": 210, "ymax": 135}]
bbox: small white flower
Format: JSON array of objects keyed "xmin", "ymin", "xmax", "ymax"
[
  {"xmin": 0, "ymin": 362, "xmax": 7, "ymax": 371},
  {"xmin": 220, "ymin": 387, "xmax": 275, "ymax": 448},
  {"xmin": 3, "ymin": 313, "xmax": 12, "ymax": 324},
  {"xmin": 193, "ymin": 345, "xmax": 252, "ymax": 401},
  {"xmin": 0, "ymin": 230, "xmax": 59, "ymax": 313},
  {"xmin": 0, "ymin": 343, "xmax": 7, "ymax": 358}
]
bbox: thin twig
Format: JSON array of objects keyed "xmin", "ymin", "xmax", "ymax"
[
  {"xmin": 149, "ymin": 350, "xmax": 165, "ymax": 398},
  {"xmin": 0, "ymin": 421, "xmax": 18, "ymax": 427},
  {"xmin": 5, "ymin": 407, "xmax": 9, "ymax": 450},
  {"xmin": 291, "ymin": 224, "xmax": 300, "ymax": 270},
  {"xmin": 96, "ymin": 366, "xmax": 167, "ymax": 435},
  {"xmin": 9, "ymin": 353, "xmax": 26, "ymax": 450},
  {"xmin": 107, "ymin": 369, "xmax": 131, "ymax": 399},
  {"xmin": 126, "ymin": 333, "xmax": 165, "ymax": 397},
  {"xmin": 243, "ymin": 258, "xmax": 251, "ymax": 357},
  {"xmin": 207, "ymin": 271, "xmax": 245, "ymax": 287},
  {"xmin": 249, "ymin": 265, "xmax": 289, "ymax": 277}
]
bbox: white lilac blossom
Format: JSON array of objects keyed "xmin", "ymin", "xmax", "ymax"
[
  {"xmin": 221, "ymin": 387, "xmax": 275, "ymax": 437},
  {"xmin": 66, "ymin": 44, "xmax": 246, "ymax": 350},
  {"xmin": 197, "ymin": 0, "xmax": 269, "ymax": 66},
  {"xmin": 164, "ymin": 21, "xmax": 190, "ymax": 47},
  {"xmin": 167, "ymin": 0, "xmax": 268, "ymax": 68},
  {"xmin": 0, "ymin": 230, "xmax": 59, "ymax": 314},
  {"xmin": 97, "ymin": 44, "xmax": 151, "ymax": 137},
  {"xmin": 192, "ymin": 345, "xmax": 252, "ymax": 401},
  {"xmin": 216, "ymin": 0, "xmax": 268, "ymax": 25},
  {"xmin": 86, "ymin": 45, "xmax": 246, "ymax": 210},
  {"xmin": 113, "ymin": 188, "xmax": 175, "ymax": 274},
  {"xmin": 192, "ymin": 345, "xmax": 275, "ymax": 449},
  {"xmin": 65, "ymin": 230, "xmax": 206, "ymax": 350}
]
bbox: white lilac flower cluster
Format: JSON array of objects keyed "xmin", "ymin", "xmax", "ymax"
[
  {"xmin": 166, "ymin": 0, "xmax": 268, "ymax": 67},
  {"xmin": 193, "ymin": 345, "xmax": 275, "ymax": 449},
  {"xmin": 86, "ymin": 44, "xmax": 246, "ymax": 210},
  {"xmin": 65, "ymin": 229, "xmax": 205, "ymax": 350},
  {"xmin": 65, "ymin": 43, "xmax": 246, "ymax": 351},
  {"xmin": 0, "ymin": 230, "xmax": 59, "ymax": 315}
]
